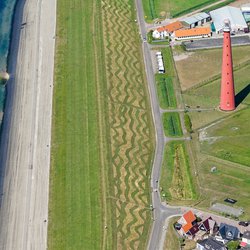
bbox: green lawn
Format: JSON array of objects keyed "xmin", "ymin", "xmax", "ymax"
[
  {"xmin": 183, "ymin": 63, "xmax": 250, "ymax": 108},
  {"xmin": 162, "ymin": 112, "xmax": 183, "ymax": 137},
  {"xmin": 156, "ymin": 75, "xmax": 177, "ymax": 109},
  {"xmin": 160, "ymin": 141, "xmax": 197, "ymax": 201},
  {"xmin": 175, "ymin": 46, "xmax": 250, "ymax": 91},
  {"xmin": 162, "ymin": 47, "xmax": 175, "ymax": 77},
  {"xmin": 142, "ymin": 0, "xmax": 221, "ymax": 21},
  {"xmin": 48, "ymin": 1, "xmax": 106, "ymax": 249},
  {"xmin": 200, "ymin": 108, "xmax": 250, "ymax": 167},
  {"xmin": 197, "ymin": 158, "xmax": 250, "ymax": 219},
  {"xmin": 48, "ymin": 0, "xmax": 154, "ymax": 249}
]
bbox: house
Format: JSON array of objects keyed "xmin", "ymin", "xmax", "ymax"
[
  {"xmin": 215, "ymin": 223, "xmax": 240, "ymax": 244},
  {"xmin": 210, "ymin": 6, "xmax": 248, "ymax": 33},
  {"xmin": 181, "ymin": 12, "xmax": 211, "ymax": 28},
  {"xmin": 152, "ymin": 21, "xmax": 183, "ymax": 39},
  {"xmin": 173, "ymin": 27, "xmax": 211, "ymax": 40},
  {"xmin": 240, "ymin": 231, "xmax": 250, "ymax": 248},
  {"xmin": 178, "ymin": 210, "xmax": 198, "ymax": 238},
  {"xmin": 199, "ymin": 216, "xmax": 217, "ymax": 235},
  {"xmin": 197, "ymin": 237, "xmax": 227, "ymax": 250}
]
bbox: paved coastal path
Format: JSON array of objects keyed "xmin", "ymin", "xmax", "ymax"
[{"xmin": 0, "ymin": 0, "xmax": 56, "ymax": 249}]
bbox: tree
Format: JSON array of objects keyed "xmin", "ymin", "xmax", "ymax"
[{"xmin": 227, "ymin": 240, "xmax": 239, "ymax": 250}]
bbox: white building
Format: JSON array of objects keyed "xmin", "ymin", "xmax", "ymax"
[
  {"xmin": 210, "ymin": 6, "xmax": 248, "ymax": 33},
  {"xmin": 241, "ymin": 4, "xmax": 250, "ymax": 22}
]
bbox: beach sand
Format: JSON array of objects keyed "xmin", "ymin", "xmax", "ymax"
[{"xmin": 0, "ymin": 0, "xmax": 56, "ymax": 249}]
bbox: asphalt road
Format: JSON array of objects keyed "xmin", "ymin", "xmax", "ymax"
[
  {"xmin": 0, "ymin": 0, "xmax": 56, "ymax": 249},
  {"xmin": 135, "ymin": 0, "xmax": 182, "ymax": 249}
]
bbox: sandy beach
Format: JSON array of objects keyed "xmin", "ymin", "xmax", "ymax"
[{"xmin": 0, "ymin": 0, "xmax": 56, "ymax": 249}]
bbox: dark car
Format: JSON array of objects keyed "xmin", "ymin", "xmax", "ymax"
[
  {"xmin": 239, "ymin": 221, "xmax": 249, "ymax": 227},
  {"xmin": 174, "ymin": 223, "xmax": 182, "ymax": 230}
]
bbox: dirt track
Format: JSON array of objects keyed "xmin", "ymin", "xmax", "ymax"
[{"xmin": 0, "ymin": 0, "xmax": 56, "ymax": 249}]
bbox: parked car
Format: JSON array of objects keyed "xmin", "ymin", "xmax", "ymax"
[
  {"xmin": 174, "ymin": 223, "xmax": 182, "ymax": 230},
  {"xmin": 239, "ymin": 221, "xmax": 249, "ymax": 227}
]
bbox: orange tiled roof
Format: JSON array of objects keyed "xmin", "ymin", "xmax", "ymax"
[
  {"xmin": 182, "ymin": 223, "xmax": 193, "ymax": 233},
  {"xmin": 157, "ymin": 21, "xmax": 183, "ymax": 33},
  {"xmin": 183, "ymin": 210, "xmax": 196, "ymax": 224},
  {"xmin": 175, "ymin": 27, "xmax": 211, "ymax": 37}
]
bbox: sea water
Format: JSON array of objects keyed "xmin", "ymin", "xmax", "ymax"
[{"xmin": 0, "ymin": 0, "xmax": 17, "ymax": 112}]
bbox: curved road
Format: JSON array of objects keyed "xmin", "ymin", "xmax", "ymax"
[{"xmin": 134, "ymin": 1, "xmax": 183, "ymax": 249}]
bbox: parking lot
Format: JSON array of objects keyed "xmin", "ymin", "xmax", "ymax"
[{"xmin": 184, "ymin": 35, "xmax": 250, "ymax": 50}]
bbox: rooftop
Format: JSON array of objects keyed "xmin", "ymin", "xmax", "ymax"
[
  {"xmin": 210, "ymin": 6, "xmax": 247, "ymax": 32},
  {"xmin": 182, "ymin": 12, "xmax": 210, "ymax": 25},
  {"xmin": 198, "ymin": 237, "xmax": 226, "ymax": 250},
  {"xmin": 157, "ymin": 21, "xmax": 183, "ymax": 33},
  {"xmin": 183, "ymin": 210, "xmax": 196, "ymax": 224},
  {"xmin": 174, "ymin": 27, "xmax": 211, "ymax": 37}
]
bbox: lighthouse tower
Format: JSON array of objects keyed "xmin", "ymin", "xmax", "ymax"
[{"xmin": 220, "ymin": 19, "xmax": 235, "ymax": 111}]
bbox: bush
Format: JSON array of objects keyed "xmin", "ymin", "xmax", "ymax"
[{"xmin": 227, "ymin": 241, "xmax": 239, "ymax": 250}]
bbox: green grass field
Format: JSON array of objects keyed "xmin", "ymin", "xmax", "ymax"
[
  {"xmin": 200, "ymin": 108, "xmax": 250, "ymax": 167},
  {"xmin": 155, "ymin": 75, "xmax": 177, "ymax": 109},
  {"xmin": 160, "ymin": 141, "xmax": 197, "ymax": 201},
  {"xmin": 48, "ymin": 0, "xmax": 154, "ymax": 249},
  {"xmin": 183, "ymin": 63, "xmax": 250, "ymax": 108},
  {"xmin": 174, "ymin": 46, "xmax": 250, "ymax": 91},
  {"xmin": 162, "ymin": 112, "xmax": 183, "ymax": 137},
  {"xmin": 142, "ymin": 0, "xmax": 221, "ymax": 21},
  {"xmin": 162, "ymin": 42, "xmax": 250, "ymax": 218},
  {"xmin": 196, "ymin": 158, "xmax": 250, "ymax": 219}
]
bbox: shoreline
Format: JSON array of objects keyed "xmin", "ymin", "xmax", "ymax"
[{"xmin": 0, "ymin": 0, "xmax": 57, "ymax": 248}]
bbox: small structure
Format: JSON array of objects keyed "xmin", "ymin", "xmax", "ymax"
[
  {"xmin": 181, "ymin": 12, "xmax": 211, "ymax": 28},
  {"xmin": 197, "ymin": 237, "xmax": 227, "ymax": 250},
  {"xmin": 173, "ymin": 27, "xmax": 211, "ymax": 40},
  {"xmin": 210, "ymin": 166, "xmax": 217, "ymax": 172},
  {"xmin": 152, "ymin": 21, "xmax": 183, "ymax": 39},
  {"xmin": 215, "ymin": 223, "xmax": 240, "ymax": 244},
  {"xmin": 210, "ymin": 6, "xmax": 248, "ymax": 33},
  {"xmin": 240, "ymin": 231, "xmax": 250, "ymax": 248}
]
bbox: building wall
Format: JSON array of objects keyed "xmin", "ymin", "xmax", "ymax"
[{"xmin": 175, "ymin": 33, "xmax": 210, "ymax": 40}]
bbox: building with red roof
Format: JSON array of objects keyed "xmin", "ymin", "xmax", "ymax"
[
  {"xmin": 178, "ymin": 210, "xmax": 198, "ymax": 238},
  {"xmin": 152, "ymin": 21, "xmax": 183, "ymax": 39}
]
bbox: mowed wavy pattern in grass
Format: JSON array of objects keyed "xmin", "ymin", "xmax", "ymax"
[{"xmin": 102, "ymin": 0, "xmax": 154, "ymax": 249}]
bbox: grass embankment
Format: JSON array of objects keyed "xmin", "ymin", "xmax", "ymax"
[
  {"xmin": 162, "ymin": 112, "xmax": 183, "ymax": 137},
  {"xmin": 48, "ymin": 0, "xmax": 154, "ymax": 249},
  {"xmin": 142, "ymin": 0, "xmax": 222, "ymax": 21},
  {"xmin": 160, "ymin": 141, "xmax": 197, "ymax": 201},
  {"xmin": 164, "ymin": 217, "xmax": 180, "ymax": 250}
]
